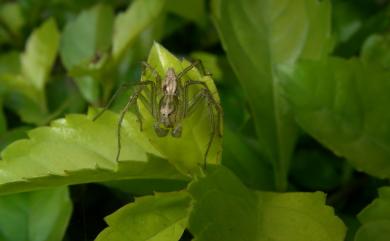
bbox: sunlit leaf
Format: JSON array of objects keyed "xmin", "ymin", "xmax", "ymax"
[
  {"xmin": 95, "ymin": 191, "xmax": 191, "ymax": 241},
  {"xmin": 0, "ymin": 110, "xmax": 187, "ymax": 195},
  {"xmin": 140, "ymin": 42, "xmax": 222, "ymax": 175},
  {"xmin": 112, "ymin": 0, "xmax": 166, "ymax": 62},
  {"xmin": 21, "ymin": 18, "xmax": 60, "ymax": 92}
]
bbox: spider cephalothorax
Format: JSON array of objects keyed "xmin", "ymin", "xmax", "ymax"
[{"xmin": 93, "ymin": 60, "xmax": 222, "ymax": 167}]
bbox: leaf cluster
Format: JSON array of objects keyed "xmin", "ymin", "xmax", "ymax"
[{"xmin": 0, "ymin": 0, "xmax": 389, "ymax": 240}]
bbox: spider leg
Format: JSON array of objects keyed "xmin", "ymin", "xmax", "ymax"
[
  {"xmin": 115, "ymin": 81, "xmax": 156, "ymax": 161},
  {"xmin": 177, "ymin": 59, "xmax": 211, "ymax": 81},
  {"xmin": 142, "ymin": 61, "xmax": 162, "ymax": 91},
  {"xmin": 92, "ymin": 83, "xmax": 131, "ymax": 121},
  {"xmin": 184, "ymin": 80, "xmax": 223, "ymax": 136},
  {"xmin": 190, "ymin": 59, "xmax": 212, "ymax": 77},
  {"xmin": 183, "ymin": 80, "xmax": 223, "ymax": 168}
]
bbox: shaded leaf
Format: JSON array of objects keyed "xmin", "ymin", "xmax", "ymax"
[
  {"xmin": 0, "ymin": 2, "xmax": 25, "ymax": 39},
  {"xmin": 0, "ymin": 100, "xmax": 6, "ymax": 134},
  {"xmin": 280, "ymin": 57, "xmax": 390, "ymax": 178},
  {"xmin": 95, "ymin": 191, "xmax": 191, "ymax": 241},
  {"xmin": 355, "ymin": 187, "xmax": 390, "ymax": 241},
  {"xmin": 290, "ymin": 149, "xmax": 346, "ymax": 191},
  {"xmin": 222, "ymin": 127, "xmax": 274, "ymax": 190},
  {"xmin": 0, "ymin": 18, "xmax": 60, "ymax": 124},
  {"xmin": 361, "ymin": 34, "xmax": 390, "ymax": 69},
  {"xmin": 211, "ymin": 0, "xmax": 331, "ymax": 190},
  {"xmin": 60, "ymin": 4, "xmax": 114, "ymax": 103},
  {"xmin": 0, "ymin": 52, "xmax": 48, "ymax": 124},
  {"xmin": 166, "ymin": 0, "xmax": 206, "ymax": 27},
  {"xmin": 60, "ymin": 4, "xmax": 113, "ymax": 72},
  {"xmin": 102, "ymin": 178, "xmax": 187, "ymax": 196},
  {"xmin": 0, "ymin": 187, "xmax": 72, "ymax": 241},
  {"xmin": 188, "ymin": 166, "xmax": 346, "ymax": 241}
]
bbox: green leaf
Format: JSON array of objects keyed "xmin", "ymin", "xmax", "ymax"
[
  {"xmin": 0, "ymin": 51, "xmax": 20, "ymax": 77},
  {"xmin": 0, "ymin": 126, "xmax": 29, "ymax": 151},
  {"xmin": 211, "ymin": 0, "xmax": 331, "ymax": 190},
  {"xmin": 0, "ymin": 52, "xmax": 48, "ymax": 124},
  {"xmin": 60, "ymin": 4, "xmax": 114, "ymax": 103},
  {"xmin": 361, "ymin": 34, "xmax": 390, "ymax": 69},
  {"xmin": 190, "ymin": 52, "xmax": 223, "ymax": 81},
  {"xmin": 112, "ymin": 0, "xmax": 166, "ymax": 62},
  {"xmin": 0, "ymin": 2, "xmax": 25, "ymax": 39},
  {"xmin": 140, "ymin": 42, "xmax": 222, "ymax": 174},
  {"xmin": 222, "ymin": 127, "xmax": 274, "ymax": 190},
  {"xmin": 0, "ymin": 100, "xmax": 7, "ymax": 135},
  {"xmin": 60, "ymin": 4, "xmax": 113, "ymax": 71},
  {"xmin": 21, "ymin": 18, "xmax": 60, "ymax": 92},
  {"xmin": 0, "ymin": 187, "xmax": 72, "ymax": 241},
  {"xmin": 354, "ymin": 222, "xmax": 390, "ymax": 241},
  {"xmin": 333, "ymin": 4, "xmax": 390, "ymax": 57},
  {"xmin": 0, "ymin": 110, "xmax": 187, "ymax": 195},
  {"xmin": 188, "ymin": 166, "xmax": 346, "ymax": 241},
  {"xmin": 355, "ymin": 187, "xmax": 390, "ymax": 241},
  {"xmin": 95, "ymin": 191, "xmax": 191, "ymax": 241},
  {"xmin": 280, "ymin": 57, "xmax": 390, "ymax": 179},
  {"xmin": 166, "ymin": 0, "xmax": 206, "ymax": 27},
  {"xmin": 332, "ymin": 1, "xmax": 363, "ymax": 45},
  {"xmin": 3, "ymin": 18, "xmax": 61, "ymax": 124}
]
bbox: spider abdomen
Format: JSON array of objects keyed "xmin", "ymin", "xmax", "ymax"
[{"xmin": 159, "ymin": 95, "xmax": 179, "ymax": 128}]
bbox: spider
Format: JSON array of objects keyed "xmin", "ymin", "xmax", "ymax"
[{"xmin": 93, "ymin": 60, "xmax": 223, "ymax": 168}]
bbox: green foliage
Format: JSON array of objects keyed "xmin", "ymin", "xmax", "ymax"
[
  {"xmin": 140, "ymin": 43, "xmax": 222, "ymax": 174},
  {"xmin": 0, "ymin": 0, "xmax": 388, "ymax": 240},
  {"xmin": 211, "ymin": 0, "xmax": 332, "ymax": 190},
  {"xmin": 188, "ymin": 167, "xmax": 345, "ymax": 241},
  {"xmin": 112, "ymin": 0, "xmax": 166, "ymax": 62},
  {"xmin": 1, "ymin": 18, "xmax": 60, "ymax": 124},
  {"xmin": 95, "ymin": 192, "xmax": 191, "ymax": 241},
  {"xmin": 95, "ymin": 166, "xmax": 346, "ymax": 241},
  {"xmin": 355, "ymin": 187, "xmax": 390, "ymax": 241},
  {"xmin": 0, "ymin": 187, "xmax": 72, "ymax": 241},
  {"xmin": 280, "ymin": 56, "xmax": 390, "ymax": 179},
  {"xmin": 0, "ymin": 110, "xmax": 187, "ymax": 195}
]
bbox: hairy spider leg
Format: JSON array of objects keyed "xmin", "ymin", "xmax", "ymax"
[
  {"xmin": 176, "ymin": 59, "xmax": 211, "ymax": 81},
  {"xmin": 142, "ymin": 61, "xmax": 162, "ymax": 91},
  {"xmin": 92, "ymin": 83, "xmax": 132, "ymax": 121},
  {"xmin": 171, "ymin": 59, "xmax": 210, "ymax": 135},
  {"xmin": 116, "ymin": 80, "xmax": 158, "ymax": 161},
  {"xmin": 183, "ymin": 80, "xmax": 223, "ymax": 168},
  {"xmin": 93, "ymin": 62, "xmax": 162, "ymax": 122}
]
